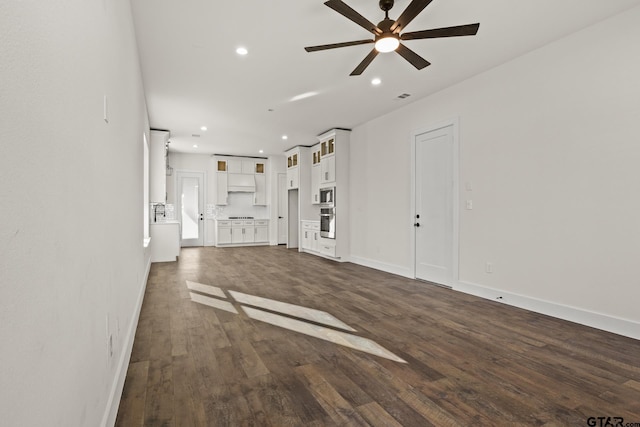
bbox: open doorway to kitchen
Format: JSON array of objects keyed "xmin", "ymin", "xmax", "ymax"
[{"xmin": 287, "ymin": 189, "xmax": 299, "ymax": 248}]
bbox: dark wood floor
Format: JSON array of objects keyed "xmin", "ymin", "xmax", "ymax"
[{"xmin": 116, "ymin": 246, "xmax": 640, "ymax": 426}]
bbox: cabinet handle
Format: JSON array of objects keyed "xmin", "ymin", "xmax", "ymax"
[
  {"xmin": 290, "ymin": 180, "xmax": 293, "ymax": 187},
  {"xmin": 325, "ymin": 172, "xmax": 328, "ymax": 180},
  {"xmin": 305, "ymin": 231, "xmax": 308, "ymax": 238}
]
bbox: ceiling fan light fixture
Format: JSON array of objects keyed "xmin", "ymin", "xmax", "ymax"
[{"xmin": 375, "ymin": 36, "xmax": 399, "ymax": 53}]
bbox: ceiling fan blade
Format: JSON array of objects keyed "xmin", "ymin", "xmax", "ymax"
[
  {"xmin": 324, "ymin": 0, "xmax": 381, "ymax": 35},
  {"xmin": 305, "ymin": 39, "xmax": 374, "ymax": 52},
  {"xmin": 350, "ymin": 49, "xmax": 379, "ymax": 76},
  {"xmin": 396, "ymin": 43, "xmax": 430, "ymax": 70},
  {"xmin": 401, "ymin": 23, "xmax": 480, "ymax": 41},
  {"xmin": 390, "ymin": 0, "xmax": 433, "ymax": 33}
]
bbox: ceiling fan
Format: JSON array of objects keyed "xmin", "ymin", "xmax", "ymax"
[{"xmin": 304, "ymin": 0, "xmax": 480, "ymax": 75}]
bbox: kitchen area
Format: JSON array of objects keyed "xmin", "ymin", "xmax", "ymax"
[{"xmin": 147, "ymin": 128, "xmax": 350, "ymax": 263}]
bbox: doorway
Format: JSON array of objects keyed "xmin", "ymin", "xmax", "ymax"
[
  {"xmin": 177, "ymin": 171, "xmax": 204, "ymax": 247},
  {"xmin": 277, "ymin": 173, "xmax": 287, "ymax": 244},
  {"xmin": 412, "ymin": 119, "xmax": 459, "ymax": 286},
  {"xmin": 288, "ymin": 189, "xmax": 299, "ymax": 248}
]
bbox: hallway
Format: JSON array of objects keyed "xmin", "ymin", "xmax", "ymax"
[{"xmin": 116, "ymin": 246, "xmax": 640, "ymax": 426}]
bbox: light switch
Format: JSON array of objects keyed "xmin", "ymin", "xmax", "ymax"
[{"xmin": 466, "ymin": 200, "xmax": 473, "ymax": 210}]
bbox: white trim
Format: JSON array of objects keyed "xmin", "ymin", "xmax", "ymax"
[
  {"xmin": 350, "ymin": 255, "xmax": 413, "ymax": 279},
  {"xmin": 410, "ymin": 117, "xmax": 460, "ymax": 285},
  {"xmin": 101, "ymin": 256, "xmax": 151, "ymax": 427},
  {"xmin": 347, "ymin": 252, "xmax": 640, "ymax": 340},
  {"xmin": 455, "ymin": 280, "xmax": 640, "ymax": 340}
]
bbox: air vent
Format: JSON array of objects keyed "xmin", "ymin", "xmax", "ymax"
[
  {"xmin": 191, "ymin": 134, "xmax": 201, "ymax": 137},
  {"xmin": 397, "ymin": 93, "xmax": 411, "ymax": 99}
]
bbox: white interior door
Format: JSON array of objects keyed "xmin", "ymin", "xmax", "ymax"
[
  {"xmin": 414, "ymin": 124, "xmax": 457, "ymax": 285},
  {"xmin": 178, "ymin": 171, "xmax": 204, "ymax": 247},
  {"xmin": 277, "ymin": 173, "xmax": 287, "ymax": 244}
]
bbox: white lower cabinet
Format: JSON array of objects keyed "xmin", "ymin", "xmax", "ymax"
[
  {"xmin": 301, "ymin": 221, "xmax": 320, "ymax": 253},
  {"xmin": 319, "ymin": 238, "xmax": 336, "ymax": 258},
  {"xmin": 216, "ymin": 219, "xmax": 269, "ymax": 247},
  {"xmin": 254, "ymin": 220, "xmax": 268, "ymax": 243},
  {"xmin": 231, "ymin": 224, "xmax": 243, "ymax": 244},
  {"xmin": 216, "ymin": 221, "xmax": 232, "ymax": 245},
  {"xmin": 242, "ymin": 220, "xmax": 255, "ymax": 243}
]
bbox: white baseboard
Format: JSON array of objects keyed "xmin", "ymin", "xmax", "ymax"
[
  {"xmin": 348, "ymin": 255, "xmax": 639, "ymax": 340},
  {"xmin": 455, "ymin": 280, "xmax": 640, "ymax": 340},
  {"xmin": 349, "ymin": 255, "xmax": 414, "ymax": 279},
  {"xmin": 101, "ymin": 256, "xmax": 152, "ymax": 427}
]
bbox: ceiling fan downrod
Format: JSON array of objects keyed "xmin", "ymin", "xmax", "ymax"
[{"xmin": 379, "ymin": 0, "xmax": 394, "ymax": 19}]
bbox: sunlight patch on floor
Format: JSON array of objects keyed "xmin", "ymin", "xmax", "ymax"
[
  {"xmin": 189, "ymin": 292, "xmax": 237, "ymax": 314},
  {"xmin": 242, "ymin": 306, "xmax": 406, "ymax": 363},
  {"xmin": 229, "ymin": 290, "xmax": 356, "ymax": 332},
  {"xmin": 186, "ymin": 281, "xmax": 227, "ymax": 299}
]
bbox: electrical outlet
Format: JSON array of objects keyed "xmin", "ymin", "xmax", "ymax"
[
  {"xmin": 485, "ymin": 262, "xmax": 493, "ymax": 273},
  {"xmin": 466, "ymin": 200, "xmax": 473, "ymax": 210}
]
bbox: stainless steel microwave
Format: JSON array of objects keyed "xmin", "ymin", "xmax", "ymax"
[{"xmin": 319, "ymin": 187, "xmax": 335, "ymax": 207}]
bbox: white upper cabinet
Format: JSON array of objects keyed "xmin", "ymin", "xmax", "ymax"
[
  {"xmin": 319, "ymin": 136, "xmax": 336, "ymax": 184},
  {"xmin": 311, "ymin": 145, "xmax": 321, "ymax": 203},
  {"xmin": 254, "ymin": 174, "xmax": 267, "ymax": 205},
  {"xmin": 149, "ymin": 130, "xmax": 169, "ymax": 203},
  {"xmin": 213, "ymin": 159, "xmax": 228, "ymax": 205},
  {"xmin": 320, "ymin": 155, "xmax": 335, "ymax": 184},
  {"xmin": 213, "ymin": 156, "xmax": 267, "ymax": 204},
  {"xmin": 285, "ymin": 149, "xmax": 300, "ymax": 190},
  {"xmin": 228, "ymin": 158, "xmax": 255, "ymax": 174}
]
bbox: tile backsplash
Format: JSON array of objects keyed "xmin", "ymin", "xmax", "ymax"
[{"xmin": 211, "ymin": 193, "xmax": 268, "ymax": 219}]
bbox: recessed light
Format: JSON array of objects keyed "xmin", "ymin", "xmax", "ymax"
[
  {"xmin": 259, "ymin": 150, "xmax": 264, "ymax": 153},
  {"xmin": 282, "ymin": 135, "xmax": 288, "ymax": 140},
  {"xmin": 200, "ymin": 126, "xmax": 207, "ymax": 131},
  {"xmin": 193, "ymin": 144, "xmax": 198, "ymax": 148},
  {"xmin": 371, "ymin": 78, "xmax": 382, "ymax": 86},
  {"xmin": 236, "ymin": 47, "xmax": 248, "ymax": 55}
]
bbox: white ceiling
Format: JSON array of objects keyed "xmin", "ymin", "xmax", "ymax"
[{"xmin": 130, "ymin": 0, "xmax": 640, "ymax": 156}]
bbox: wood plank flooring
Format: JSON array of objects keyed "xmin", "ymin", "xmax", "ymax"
[{"xmin": 116, "ymin": 246, "xmax": 640, "ymax": 426}]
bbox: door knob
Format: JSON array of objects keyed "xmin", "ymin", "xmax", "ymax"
[
  {"xmin": 414, "ymin": 223, "xmax": 420, "ymax": 227},
  {"xmin": 278, "ymin": 216, "xmax": 283, "ymax": 219}
]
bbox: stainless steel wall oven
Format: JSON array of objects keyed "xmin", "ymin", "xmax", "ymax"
[{"xmin": 320, "ymin": 207, "xmax": 335, "ymax": 239}]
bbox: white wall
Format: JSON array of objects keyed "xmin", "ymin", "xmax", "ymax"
[
  {"xmin": 349, "ymin": 6, "xmax": 640, "ymax": 337},
  {"xmin": 0, "ymin": 1, "xmax": 151, "ymax": 426}
]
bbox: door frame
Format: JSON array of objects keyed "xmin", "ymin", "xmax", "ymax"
[
  {"xmin": 175, "ymin": 170, "xmax": 206, "ymax": 247},
  {"xmin": 409, "ymin": 117, "xmax": 460, "ymax": 285}
]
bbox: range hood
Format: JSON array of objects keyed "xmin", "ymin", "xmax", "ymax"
[{"xmin": 227, "ymin": 173, "xmax": 256, "ymax": 192}]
